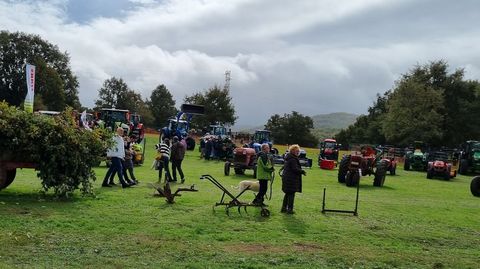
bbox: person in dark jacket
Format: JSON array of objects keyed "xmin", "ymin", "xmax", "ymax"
[
  {"xmin": 281, "ymin": 144, "xmax": 306, "ymax": 214},
  {"xmin": 170, "ymin": 136, "xmax": 186, "ymax": 183}
]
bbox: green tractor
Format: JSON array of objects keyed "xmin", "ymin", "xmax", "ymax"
[
  {"xmin": 404, "ymin": 141, "xmax": 428, "ymax": 171},
  {"xmin": 458, "ymin": 140, "xmax": 480, "ymax": 175}
]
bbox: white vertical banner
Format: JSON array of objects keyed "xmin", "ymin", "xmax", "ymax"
[{"xmin": 24, "ymin": 64, "xmax": 36, "ymax": 113}]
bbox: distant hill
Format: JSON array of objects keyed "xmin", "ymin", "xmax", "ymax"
[
  {"xmin": 233, "ymin": 113, "xmax": 358, "ymax": 139},
  {"xmin": 311, "ymin": 112, "xmax": 358, "ymax": 140},
  {"xmin": 312, "ymin": 112, "xmax": 358, "ymax": 130}
]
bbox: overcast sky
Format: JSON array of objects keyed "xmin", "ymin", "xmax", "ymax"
[{"xmin": 1, "ymin": 0, "xmax": 480, "ymax": 126}]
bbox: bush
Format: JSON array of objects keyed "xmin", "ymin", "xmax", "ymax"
[{"xmin": 0, "ymin": 102, "xmax": 111, "ymax": 197}]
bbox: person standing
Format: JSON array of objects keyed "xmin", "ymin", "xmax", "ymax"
[
  {"xmin": 253, "ymin": 143, "xmax": 274, "ymax": 205},
  {"xmin": 170, "ymin": 136, "xmax": 186, "ymax": 183},
  {"xmin": 123, "ymin": 136, "xmax": 138, "ymax": 184},
  {"xmin": 156, "ymin": 138, "xmax": 172, "ymax": 183},
  {"xmin": 102, "ymin": 127, "xmax": 131, "ymax": 188},
  {"xmin": 281, "ymin": 144, "xmax": 306, "ymax": 214}
]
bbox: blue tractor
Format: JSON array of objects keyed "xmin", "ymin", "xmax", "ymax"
[
  {"xmin": 159, "ymin": 104, "xmax": 204, "ymax": 150},
  {"xmin": 249, "ymin": 130, "xmax": 279, "ymax": 154}
]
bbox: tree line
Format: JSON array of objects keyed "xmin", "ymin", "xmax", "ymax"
[
  {"xmin": 0, "ymin": 31, "xmax": 238, "ymax": 130},
  {"xmin": 336, "ymin": 60, "xmax": 480, "ymax": 147}
]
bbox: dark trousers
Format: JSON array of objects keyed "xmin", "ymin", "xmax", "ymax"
[
  {"xmin": 255, "ymin": 180, "xmax": 268, "ymax": 202},
  {"xmin": 123, "ymin": 159, "xmax": 136, "ymax": 181},
  {"xmin": 158, "ymin": 156, "xmax": 172, "ymax": 182},
  {"xmin": 103, "ymin": 157, "xmax": 128, "ymax": 186},
  {"xmin": 282, "ymin": 192, "xmax": 295, "ymax": 211},
  {"xmin": 171, "ymin": 159, "xmax": 184, "ymax": 181}
]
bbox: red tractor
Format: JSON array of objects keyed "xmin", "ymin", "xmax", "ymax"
[
  {"xmin": 318, "ymin": 138, "xmax": 339, "ymax": 170},
  {"xmin": 338, "ymin": 146, "xmax": 387, "ymax": 187},
  {"xmin": 378, "ymin": 146, "xmax": 399, "ymax": 175},
  {"xmin": 224, "ymin": 147, "xmax": 257, "ymax": 178},
  {"xmin": 426, "ymin": 151, "xmax": 456, "ymax": 180}
]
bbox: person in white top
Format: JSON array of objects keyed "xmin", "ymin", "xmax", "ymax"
[{"xmin": 102, "ymin": 127, "xmax": 131, "ymax": 188}]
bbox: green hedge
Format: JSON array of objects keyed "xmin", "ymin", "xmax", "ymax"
[{"xmin": 0, "ymin": 102, "xmax": 111, "ymax": 197}]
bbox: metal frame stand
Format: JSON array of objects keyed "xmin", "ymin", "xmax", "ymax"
[{"xmin": 321, "ymin": 181, "xmax": 360, "ymax": 216}]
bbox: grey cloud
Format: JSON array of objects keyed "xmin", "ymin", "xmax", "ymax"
[{"xmin": 1, "ymin": 0, "xmax": 479, "ymax": 126}]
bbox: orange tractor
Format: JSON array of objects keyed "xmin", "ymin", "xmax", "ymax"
[{"xmin": 338, "ymin": 145, "xmax": 387, "ymax": 187}]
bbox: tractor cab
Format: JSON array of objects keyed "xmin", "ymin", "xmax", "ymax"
[
  {"xmin": 319, "ymin": 139, "xmax": 340, "ymax": 169},
  {"xmin": 209, "ymin": 125, "xmax": 228, "ymax": 139},
  {"xmin": 250, "ymin": 130, "xmax": 274, "ymax": 153},
  {"xmin": 459, "ymin": 140, "xmax": 480, "ymax": 174},
  {"xmin": 97, "ymin": 108, "xmax": 131, "ymax": 134}
]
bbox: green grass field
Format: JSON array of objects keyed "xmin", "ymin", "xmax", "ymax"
[{"xmin": 1, "ymin": 134, "xmax": 479, "ymax": 268}]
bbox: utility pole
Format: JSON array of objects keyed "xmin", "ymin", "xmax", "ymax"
[{"xmin": 224, "ymin": 70, "xmax": 231, "ymax": 91}]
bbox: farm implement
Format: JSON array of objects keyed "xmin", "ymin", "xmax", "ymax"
[
  {"xmin": 148, "ymin": 182, "xmax": 198, "ymax": 204},
  {"xmin": 199, "ymin": 174, "xmax": 270, "ymax": 217}
]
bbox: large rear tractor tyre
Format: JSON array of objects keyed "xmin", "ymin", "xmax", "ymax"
[
  {"xmin": 459, "ymin": 159, "xmax": 468, "ymax": 175},
  {"xmin": 404, "ymin": 159, "xmax": 410, "ymax": 171},
  {"xmin": 234, "ymin": 168, "xmax": 245, "ymax": 175},
  {"xmin": 443, "ymin": 171, "xmax": 451, "ymax": 181},
  {"xmin": 224, "ymin": 162, "xmax": 231, "ymax": 176},
  {"xmin": 373, "ymin": 161, "xmax": 387, "ymax": 187},
  {"xmin": 338, "ymin": 156, "xmax": 350, "ymax": 183},
  {"xmin": 345, "ymin": 171, "xmax": 360, "ymax": 187},
  {"xmin": 186, "ymin": 137, "xmax": 196, "ymax": 151},
  {"xmin": 471, "ymin": 176, "xmax": 480, "ymax": 197},
  {"xmin": 390, "ymin": 164, "xmax": 396, "ymax": 175},
  {"xmin": 0, "ymin": 168, "xmax": 16, "ymax": 190}
]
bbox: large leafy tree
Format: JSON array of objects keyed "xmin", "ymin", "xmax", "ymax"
[
  {"xmin": 265, "ymin": 111, "xmax": 318, "ymax": 147},
  {"xmin": 336, "ymin": 61, "xmax": 480, "ymax": 147},
  {"xmin": 148, "ymin": 84, "xmax": 176, "ymax": 128},
  {"xmin": 382, "ymin": 79, "xmax": 444, "ymax": 146},
  {"xmin": 95, "ymin": 77, "xmax": 129, "ymax": 109},
  {"xmin": 0, "ymin": 31, "xmax": 80, "ymax": 109},
  {"xmin": 184, "ymin": 85, "xmax": 236, "ymax": 128}
]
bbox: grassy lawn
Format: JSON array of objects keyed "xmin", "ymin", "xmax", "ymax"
[{"xmin": 1, "ymin": 134, "xmax": 479, "ymax": 268}]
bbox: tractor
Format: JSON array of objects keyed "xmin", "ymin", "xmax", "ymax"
[
  {"xmin": 159, "ymin": 104, "xmax": 205, "ymax": 150},
  {"xmin": 471, "ymin": 176, "xmax": 480, "ymax": 197},
  {"xmin": 203, "ymin": 125, "xmax": 235, "ymax": 160},
  {"xmin": 426, "ymin": 151, "xmax": 457, "ymax": 180},
  {"xmin": 338, "ymin": 145, "xmax": 387, "ymax": 187},
  {"xmin": 275, "ymin": 148, "xmax": 313, "ymax": 168},
  {"xmin": 318, "ymin": 138, "xmax": 339, "ymax": 170},
  {"xmin": 96, "ymin": 108, "xmax": 146, "ymax": 165},
  {"xmin": 404, "ymin": 141, "xmax": 429, "ymax": 171},
  {"xmin": 458, "ymin": 140, "xmax": 480, "ymax": 175},
  {"xmin": 249, "ymin": 130, "xmax": 279, "ymax": 154},
  {"xmin": 377, "ymin": 146, "xmax": 400, "ymax": 175},
  {"xmin": 224, "ymin": 147, "xmax": 257, "ymax": 178}
]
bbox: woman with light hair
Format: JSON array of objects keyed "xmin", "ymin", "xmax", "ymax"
[{"xmin": 281, "ymin": 144, "xmax": 306, "ymax": 214}]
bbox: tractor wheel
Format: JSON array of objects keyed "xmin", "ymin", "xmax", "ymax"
[
  {"xmin": 271, "ymin": 148, "xmax": 279, "ymax": 155},
  {"xmin": 224, "ymin": 162, "xmax": 231, "ymax": 176},
  {"xmin": 373, "ymin": 161, "xmax": 387, "ymax": 187},
  {"xmin": 404, "ymin": 159, "xmax": 410, "ymax": 171},
  {"xmin": 471, "ymin": 176, "xmax": 480, "ymax": 197},
  {"xmin": 459, "ymin": 159, "xmax": 468, "ymax": 175},
  {"xmin": 427, "ymin": 169, "xmax": 433, "ymax": 179},
  {"xmin": 443, "ymin": 171, "xmax": 450, "ymax": 181},
  {"xmin": 390, "ymin": 164, "xmax": 396, "ymax": 175},
  {"xmin": 186, "ymin": 137, "xmax": 196, "ymax": 151},
  {"xmin": 345, "ymin": 171, "xmax": 360, "ymax": 187},
  {"xmin": 337, "ymin": 156, "xmax": 350, "ymax": 183},
  {"xmin": 234, "ymin": 168, "xmax": 245, "ymax": 175},
  {"xmin": 0, "ymin": 168, "xmax": 16, "ymax": 190}
]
